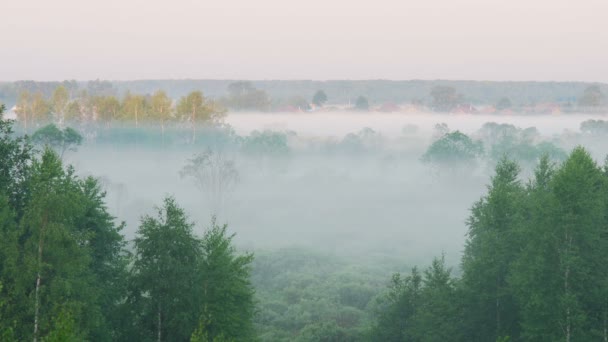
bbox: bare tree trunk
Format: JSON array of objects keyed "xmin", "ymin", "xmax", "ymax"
[
  {"xmin": 161, "ymin": 121, "xmax": 165, "ymax": 148},
  {"xmin": 564, "ymin": 234, "xmax": 572, "ymax": 342},
  {"xmin": 496, "ymin": 292, "xmax": 501, "ymax": 339},
  {"xmin": 157, "ymin": 302, "xmax": 162, "ymax": 342},
  {"xmin": 603, "ymin": 303, "xmax": 607, "ymax": 342},
  {"xmin": 33, "ymin": 214, "xmax": 48, "ymax": 342},
  {"xmin": 192, "ymin": 108, "xmax": 196, "ymax": 144}
]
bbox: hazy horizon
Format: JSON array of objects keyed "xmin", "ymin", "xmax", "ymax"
[{"xmin": 3, "ymin": 0, "xmax": 607, "ymax": 82}]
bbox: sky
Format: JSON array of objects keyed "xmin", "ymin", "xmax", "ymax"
[{"xmin": 1, "ymin": 0, "xmax": 607, "ymax": 82}]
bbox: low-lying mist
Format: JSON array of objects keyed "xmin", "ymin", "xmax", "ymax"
[{"xmin": 67, "ymin": 111, "xmax": 608, "ymax": 267}]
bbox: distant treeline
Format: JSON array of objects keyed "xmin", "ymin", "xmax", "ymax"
[{"xmin": 1, "ymin": 79, "xmax": 607, "ymax": 112}]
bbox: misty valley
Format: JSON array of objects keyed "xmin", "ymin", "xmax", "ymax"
[{"xmin": 2, "ymin": 83, "xmax": 608, "ymax": 341}]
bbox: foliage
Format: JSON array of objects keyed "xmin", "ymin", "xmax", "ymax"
[
  {"xmin": 128, "ymin": 196, "xmax": 201, "ymax": 341},
  {"xmin": 177, "ymin": 91, "xmax": 226, "ymax": 143},
  {"xmin": 222, "ymin": 81, "xmax": 271, "ymax": 111},
  {"xmin": 180, "ymin": 149, "xmax": 239, "ymax": 215},
  {"xmin": 312, "ymin": 90, "xmax": 328, "ymax": 107},
  {"xmin": 354, "ymin": 96, "xmax": 369, "ymax": 111},
  {"xmin": 31, "ymin": 124, "xmax": 83, "ymax": 158},
  {"xmin": 430, "ymin": 86, "xmax": 463, "ymax": 112},
  {"xmin": 197, "ymin": 218, "xmax": 255, "ymax": 341},
  {"xmin": 578, "ymin": 84, "xmax": 605, "ymax": 107},
  {"xmin": 495, "ymin": 97, "xmax": 512, "ymax": 110},
  {"xmin": 581, "ymin": 119, "xmax": 608, "ymax": 135},
  {"xmin": 421, "ymin": 131, "xmax": 483, "ymax": 171},
  {"xmin": 242, "ymin": 130, "xmax": 291, "ymax": 157}
]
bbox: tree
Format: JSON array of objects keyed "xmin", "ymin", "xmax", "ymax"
[
  {"xmin": 180, "ymin": 149, "xmax": 239, "ymax": 215},
  {"xmin": 94, "ymin": 96, "xmax": 121, "ymax": 128},
  {"xmin": 412, "ymin": 256, "xmax": 462, "ymax": 341},
  {"xmin": 30, "ymin": 92, "xmax": 51, "ymax": 128},
  {"xmin": 14, "ymin": 150, "xmax": 93, "ymax": 341},
  {"xmin": 15, "ymin": 90, "xmax": 34, "ymax": 132},
  {"xmin": 31, "ymin": 124, "xmax": 83, "ymax": 159},
  {"xmin": 510, "ymin": 148, "xmax": 608, "ymax": 341},
  {"xmin": 372, "ymin": 257, "xmax": 462, "ymax": 342},
  {"xmin": 64, "ymin": 101, "xmax": 83, "ymax": 124},
  {"xmin": 581, "ymin": 119, "xmax": 608, "ymax": 135},
  {"xmin": 120, "ymin": 92, "xmax": 147, "ymax": 128},
  {"xmin": 51, "ymin": 86, "xmax": 70, "ymax": 126},
  {"xmin": 76, "ymin": 176, "xmax": 129, "ymax": 341},
  {"xmin": 87, "ymin": 79, "xmax": 115, "ymax": 97},
  {"xmin": 223, "ymin": 82, "xmax": 271, "ymax": 111},
  {"xmin": 129, "ymin": 196, "xmax": 201, "ymax": 342},
  {"xmin": 430, "ymin": 86, "xmax": 462, "ymax": 112},
  {"xmin": 149, "ymin": 90, "xmax": 173, "ymax": 143},
  {"xmin": 354, "ymin": 96, "xmax": 369, "ymax": 111},
  {"xmin": 421, "ymin": 131, "xmax": 483, "ymax": 172},
  {"xmin": 284, "ymin": 96, "xmax": 310, "ymax": 111},
  {"xmin": 0, "ymin": 104, "xmax": 33, "ymax": 214},
  {"xmin": 195, "ymin": 218, "xmax": 255, "ymax": 341},
  {"xmin": 495, "ymin": 97, "xmax": 512, "ymax": 111},
  {"xmin": 312, "ymin": 90, "xmax": 328, "ymax": 107},
  {"xmin": 177, "ymin": 91, "xmax": 226, "ymax": 143},
  {"xmin": 461, "ymin": 158, "xmax": 525, "ymax": 341},
  {"xmin": 578, "ymin": 85, "xmax": 605, "ymax": 107},
  {"xmin": 371, "ymin": 269, "xmax": 422, "ymax": 341}
]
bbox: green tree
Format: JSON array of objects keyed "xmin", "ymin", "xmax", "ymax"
[
  {"xmin": 13, "ymin": 150, "xmax": 94, "ymax": 341},
  {"xmin": 76, "ymin": 176, "xmax": 129, "ymax": 341},
  {"xmin": 223, "ymin": 82, "xmax": 271, "ymax": 111},
  {"xmin": 0, "ymin": 104, "xmax": 33, "ymax": 214},
  {"xmin": 129, "ymin": 196, "xmax": 201, "ymax": 341},
  {"xmin": 412, "ymin": 256, "xmax": 462, "ymax": 342},
  {"xmin": 421, "ymin": 131, "xmax": 483, "ymax": 172},
  {"xmin": 354, "ymin": 96, "xmax": 369, "ymax": 111},
  {"xmin": 511, "ymin": 148, "xmax": 608, "ymax": 341},
  {"xmin": 312, "ymin": 90, "xmax": 328, "ymax": 107},
  {"xmin": 371, "ymin": 269, "xmax": 422, "ymax": 341},
  {"xmin": 495, "ymin": 97, "xmax": 512, "ymax": 111},
  {"xmin": 461, "ymin": 158, "xmax": 525, "ymax": 341},
  {"xmin": 196, "ymin": 218, "xmax": 255, "ymax": 341},
  {"xmin": 578, "ymin": 85, "xmax": 605, "ymax": 107},
  {"xmin": 0, "ymin": 109, "xmax": 128, "ymax": 341},
  {"xmin": 177, "ymin": 91, "xmax": 226, "ymax": 143},
  {"xmin": 31, "ymin": 124, "xmax": 83, "ymax": 159},
  {"xmin": 430, "ymin": 86, "xmax": 462, "ymax": 112},
  {"xmin": 581, "ymin": 119, "xmax": 608, "ymax": 135}
]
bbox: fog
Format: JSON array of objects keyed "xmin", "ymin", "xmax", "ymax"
[
  {"xmin": 68, "ymin": 112, "xmax": 607, "ymax": 266},
  {"xmin": 225, "ymin": 112, "xmax": 606, "ymax": 137}
]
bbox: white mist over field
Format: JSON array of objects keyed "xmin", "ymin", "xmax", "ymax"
[
  {"xmin": 225, "ymin": 112, "xmax": 606, "ymax": 137},
  {"xmin": 69, "ymin": 112, "xmax": 607, "ymax": 266}
]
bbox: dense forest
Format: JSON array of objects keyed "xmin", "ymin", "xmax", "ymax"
[{"xmin": 3, "ymin": 92, "xmax": 608, "ymax": 341}]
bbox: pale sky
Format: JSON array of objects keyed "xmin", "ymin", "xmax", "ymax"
[{"xmin": 1, "ymin": 0, "xmax": 607, "ymax": 82}]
